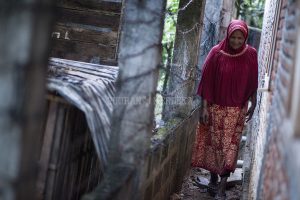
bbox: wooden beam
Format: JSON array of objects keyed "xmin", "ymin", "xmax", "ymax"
[
  {"xmin": 53, "ymin": 23, "xmax": 118, "ymax": 46},
  {"xmin": 51, "ymin": 2, "xmax": 122, "ymax": 63},
  {"xmin": 57, "ymin": 0, "xmax": 122, "ymax": 13},
  {"xmin": 56, "ymin": 7, "xmax": 120, "ymax": 31},
  {"xmin": 51, "ymin": 38, "xmax": 117, "ymax": 63}
]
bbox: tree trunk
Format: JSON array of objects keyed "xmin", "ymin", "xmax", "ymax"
[
  {"xmin": 163, "ymin": 0, "xmax": 206, "ymax": 121},
  {"xmin": 94, "ymin": 0, "xmax": 167, "ymax": 199}
]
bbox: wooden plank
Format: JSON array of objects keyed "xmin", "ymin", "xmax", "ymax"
[
  {"xmin": 56, "ymin": 0, "xmax": 122, "ymax": 13},
  {"xmin": 56, "ymin": 6, "xmax": 120, "ymax": 31},
  {"xmin": 50, "ymin": 39, "xmax": 117, "ymax": 63},
  {"xmin": 53, "ymin": 23, "xmax": 118, "ymax": 46},
  {"xmin": 52, "ymin": 105, "xmax": 72, "ymax": 200},
  {"xmin": 46, "ymin": 93, "xmax": 70, "ymax": 105},
  {"xmin": 44, "ymin": 104, "xmax": 67, "ymax": 200},
  {"xmin": 36, "ymin": 101, "xmax": 58, "ymax": 200},
  {"xmin": 38, "ymin": 100, "xmax": 51, "ymax": 154}
]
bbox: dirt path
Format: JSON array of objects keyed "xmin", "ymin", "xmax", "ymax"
[{"xmin": 171, "ymin": 168, "xmax": 243, "ymax": 200}]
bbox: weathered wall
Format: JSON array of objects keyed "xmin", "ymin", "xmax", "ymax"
[
  {"xmin": 50, "ymin": 0, "xmax": 122, "ymax": 65},
  {"xmin": 247, "ymin": 0, "xmax": 283, "ymax": 197},
  {"xmin": 248, "ymin": 0, "xmax": 300, "ymax": 199}
]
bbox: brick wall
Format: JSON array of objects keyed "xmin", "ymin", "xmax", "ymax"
[
  {"xmin": 141, "ymin": 109, "xmax": 199, "ymax": 200},
  {"xmin": 249, "ymin": 0, "xmax": 300, "ymax": 199},
  {"xmin": 83, "ymin": 109, "xmax": 199, "ymax": 200}
]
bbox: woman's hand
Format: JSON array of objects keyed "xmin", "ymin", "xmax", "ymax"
[
  {"xmin": 199, "ymin": 99, "xmax": 209, "ymax": 125},
  {"xmin": 246, "ymin": 91, "xmax": 257, "ymax": 122}
]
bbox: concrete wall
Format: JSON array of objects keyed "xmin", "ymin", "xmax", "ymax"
[{"xmin": 248, "ymin": 0, "xmax": 300, "ymax": 199}]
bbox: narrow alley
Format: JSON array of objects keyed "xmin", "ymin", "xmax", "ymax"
[
  {"xmin": 175, "ymin": 168, "xmax": 243, "ymax": 199},
  {"xmin": 0, "ymin": 0, "xmax": 300, "ymax": 200}
]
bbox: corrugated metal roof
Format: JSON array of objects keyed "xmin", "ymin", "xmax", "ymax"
[{"xmin": 47, "ymin": 58, "xmax": 118, "ymax": 171}]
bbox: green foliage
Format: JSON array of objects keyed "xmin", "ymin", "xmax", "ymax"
[
  {"xmin": 155, "ymin": 0, "xmax": 179, "ymax": 119},
  {"xmin": 161, "ymin": 0, "xmax": 179, "ymax": 65},
  {"xmin": 235, "ymin": 0, "xmax": 265, "ymax": 28},
  {"xmin": 157, "ymin": 0, "xmax": 179, "ymax": 92},
  {"xmin": 159, "ymin": 0, "xmax": 179, "ymax": 88}
]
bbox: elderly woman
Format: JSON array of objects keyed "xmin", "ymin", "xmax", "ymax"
[{"xmin": 192, "ymin": 20, "xmax": 258, "ymax": 199}]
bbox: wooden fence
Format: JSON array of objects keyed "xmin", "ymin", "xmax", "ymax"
[{"xmin": 37, "ymin": 95, "xmax": 102, "ymax": 200}]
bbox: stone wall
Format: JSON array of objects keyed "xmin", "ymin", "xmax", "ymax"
[{"xmin": 248, "ymin": 0, "xmax": 300, "ymax": 199}]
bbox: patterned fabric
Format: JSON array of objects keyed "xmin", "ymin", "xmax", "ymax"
[{"xmin": 191, "ymin": 104, "xmax": 247, "ymax": 175}]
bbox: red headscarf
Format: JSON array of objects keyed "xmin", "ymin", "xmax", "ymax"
[{"xmin": 197, "ymin": 20, "xmax": 258, "ymax": 107}]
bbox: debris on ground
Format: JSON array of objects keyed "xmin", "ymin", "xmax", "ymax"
[{"xmin": 178, "ymin": 167, "xmax": 243, "ymax": 200}]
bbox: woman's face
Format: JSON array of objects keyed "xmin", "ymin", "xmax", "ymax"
[{"xmin": 229, "ymin": 30, "xmax": 245, "ymax": 49}]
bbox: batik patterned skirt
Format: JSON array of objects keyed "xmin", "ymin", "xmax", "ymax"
[{"xmin": 191, "ymin": 104, "xmax": 247, "ymax": 175}]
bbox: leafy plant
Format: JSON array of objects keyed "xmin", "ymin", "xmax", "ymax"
[
  {"xmin": 155, "ymin": 0, "xmax": 179, "ymax": 120},
  {"xmin": 235, "ymin": 0, "xmax": 265, "ymax": 28}
]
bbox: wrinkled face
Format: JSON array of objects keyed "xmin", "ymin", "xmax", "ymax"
[{"xmin": 229, "ymin": 30, "xmax": 245, "ymax": 50}]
